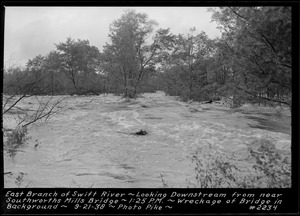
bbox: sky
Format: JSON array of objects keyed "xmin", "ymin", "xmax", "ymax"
[{"xmin": 4, "ymin": 7, "xmax": 222, "ymax": 68}]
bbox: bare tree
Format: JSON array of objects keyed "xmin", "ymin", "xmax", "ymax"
[{"xmin": 3, "ymin": 64, "xmax": 64, "ymax": 131}]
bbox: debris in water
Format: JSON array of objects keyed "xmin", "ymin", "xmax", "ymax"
[
  {"xmin": 4, "ymin": 172, "xmax": 12, "ymax": 175},
  {"xmin": 116, "ymin": 129, "xmax": 148, "ymax": 136},
  {"xmin": 133, "ymin": 130, "xmax": 148, "ymax": 136},
  {"xmin": 204, "ymin": 99, "xmax": 213, "ymax": 104}
]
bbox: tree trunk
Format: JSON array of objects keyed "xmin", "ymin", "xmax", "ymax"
[
  {"xmin": 72, "ymin": 79, "xmax": 78, "ymax": 93},
  {"xmin": 51, "ymin": 70, "xmax": 54, "ymax": 95},
  {"xmin": 124, "ymin": 86, "xmax": 128, "ymax": 98},
  {"xmin": 133, "ymin": 86, "xmax": 137, "ymax": 97},
  {"xmin": 188, "ymin": 80, "xmax": 193, "ymax": 100}
]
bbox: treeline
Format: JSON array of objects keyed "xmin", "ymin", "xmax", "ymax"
[
  {"xmin": 158, "ymin": 7, "xmax": 291, "ymax": 108},
  {"xmin": 4, "ymin": 7, "xmax": 291, "ymax": 108}
]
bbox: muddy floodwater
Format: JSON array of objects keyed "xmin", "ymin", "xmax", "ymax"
[{"xmin": 3, "ymin": 91, "xmax": 291, "ymax": 188}]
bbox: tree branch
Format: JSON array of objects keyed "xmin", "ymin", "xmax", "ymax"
[
  {"xmin": 236, "ymin": 86, "xmax": 290, "ymax": 106},
  {"xmin": 228, "ymin": 7, "xmax": 249, "ymax": 21},
  {"xmin": 260, "ymin": 32, "xmax": 277, "ymax": 54},
  {"xmin": 22, "ymin": 97, "xmax": 63, "ymax": 127},
  {"xmin": 280, "ymin": 63, "xmax": 292, "ymax": 69},
  {"xmin": 252, "ymin": 54, "xmax": 267, "ymax": 75}
]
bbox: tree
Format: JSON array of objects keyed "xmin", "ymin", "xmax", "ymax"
[
  {"xmin": 26, "ymin": 54, "xmax": 49, "ymax": 95},
  {"xmin": 102, "ymin": 9, "xmax": 175, "ymax": 98},
  {"xmin": 3, "ymin": 63, "xmax": 63, "ymax": 129},
  {"xmin": 210, "ymin": 6, "xmax": 291, "ymax": 107},
  {"xmin": 3, "ymin": 62, "xmax": 63, "ymax": 160},
  {"xmin": 43, "ymin": 51, "xmax": 65, "ymax": 94},
  {"xmin": 56, "ymin": 37, "xmax": 101, "ymax": 94},
  {"xmin": 159, "ymin": 28, "xmax": 215, "ymax": 101}
]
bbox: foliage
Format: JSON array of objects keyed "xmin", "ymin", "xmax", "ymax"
[
  {"xmin": 158, "ymin": 7, "xmax": 291, "ymax": 107},
  {"xmin": 101, "ymin": 9, "xmax": 175, "ymax": 98},
  {"xmin": 3, "ymin": 8, "xmax": 291, "ymax": 104},
  {"xmin": 159, "ymin": 28, "xmax": 216, "ymax": 101},
  {"xmin": 248, "ymin": 139, "xmax": 291, "ymax": 188},
  {"xmin": 15, "ymin": 172, "xmax": 25, "ymax": 187},
  {"xmin": 4, "ymin": 126, "xmax": 30, "ymax": 159},
  {"xmin": 3, "ymin": 65, "xmax": 44, "ymax": 96},
  {"xmin": 189, "ymin": 138, "xmax": 291, "ymax": 188},
  {"xmin": 43, "ymin": 51, "xmax": 69, "ymax": 94},
  {"xmin": 209, "ymin": 7, "xmax": 291, "ymax": 107},
  {"xmin": 4, "ymin": 38, "xmax": 102, "ymax": 96},
  {"xmin": 56, "ymin": 37, "xmax": 101, "ymax": 94},
  {"xmin": 191, "ymin": 142, "xmax": 243, "ymax": 188}
]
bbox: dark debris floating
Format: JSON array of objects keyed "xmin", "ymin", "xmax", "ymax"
[
  {"xmin": 116, "ymin": 129, "xmax": 148, "ymax": 136},
  {"xmin": 133, "ymin": 129, "xmax": 148, "ymax": 136}
]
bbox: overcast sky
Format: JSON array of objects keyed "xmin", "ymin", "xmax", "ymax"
[{"xmin": 4, "ymin": 7, "xmax": 222, "ymax": 67}]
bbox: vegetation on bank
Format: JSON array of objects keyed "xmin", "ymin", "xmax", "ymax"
[
  {"xmin": 4, "ymin": 7, "xmax": 291, "ymax": 107},
  {"xmin": 161, "ymin": 138, "xmax": 291, "ymax": 188}
]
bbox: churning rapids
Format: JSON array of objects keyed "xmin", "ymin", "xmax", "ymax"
[{"xmin": 3, "ymin": 91, "xmax": 291, "ymax": 188}]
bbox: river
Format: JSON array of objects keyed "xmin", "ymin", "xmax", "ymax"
[{"xmin": 3, "ymin": 91, "xmax": 291, "ymax": 188}]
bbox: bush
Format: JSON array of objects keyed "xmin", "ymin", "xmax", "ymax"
[
  {"xmin": 4, "ymin": 126, "xmax": 30, "ymax": 158},
  {"xmin": 248, "ymin": 139, "xmax": 291, "ymax": 188},
  {"xmin": 188, "ymin": 139, "xmax": 291, "ymax": 188},
  {"xmin": 191, "ymin": 143, "xmax": 243, "ymax": 188}
]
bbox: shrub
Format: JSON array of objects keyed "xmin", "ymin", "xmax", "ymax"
[
  {"xmin": 4, "ymin": 126, "xmax": 30, "ymax": 158},
  {"xmin": 188, "ymin": 139, "xmax": 291, "ymax": 188},
  {"xmin": 190, "ymin": 143, "xmax": 243, "ymax": 188},
  {"xmin": 15, "ymin": 172, "xmax": 25, "ymax": 188},
  {"xmin": 248, "ymin": 139, "xmax": 291, "ymax": 188}
]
